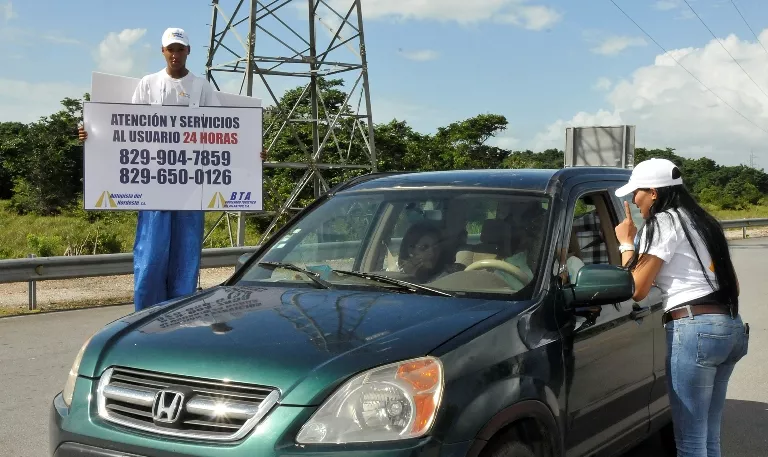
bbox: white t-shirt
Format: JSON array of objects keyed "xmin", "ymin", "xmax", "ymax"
[
  {"xmin": 637, "ymin": 209, "xmax": 718, "ymax": 310},
  {"xmin": 131, "ymin": 69, "xmax": 221, "ymax": 107}
]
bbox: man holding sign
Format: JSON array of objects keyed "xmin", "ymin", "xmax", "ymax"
[{"xmin": 80, "ymin": 27, "xmax": 266, "ymax": 311}]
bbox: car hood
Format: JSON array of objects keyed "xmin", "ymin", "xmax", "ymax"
[{"xmin": 79, "ymin": 285, "xmax": 511, "ymax": 405}]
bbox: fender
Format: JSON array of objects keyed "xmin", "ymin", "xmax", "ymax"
[{"xmin": 466, "ymin": 399, "xmax": 563, "ymax": 457}]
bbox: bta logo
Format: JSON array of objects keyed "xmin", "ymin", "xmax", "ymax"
[
  {"xmin": 208, "ymin": 192, "xmax": 255, "ymax": 209},
  {"xmin": 207, "ymin": 192, "xmax": 227, "ymax": 209},
  {"xmin": 230, "ymin": 192, "xmax": 252, "ymax": 201}
]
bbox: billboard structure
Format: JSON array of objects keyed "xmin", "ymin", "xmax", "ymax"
[
  {"xmin": 204, "ymin": 0, "xmax": 377, "ymax": 246},
  {"xmin": 564, "ymin": 125, "xmax": 636, "ymax": 169}
]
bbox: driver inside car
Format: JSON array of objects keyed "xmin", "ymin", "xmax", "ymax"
[
  {"xmin": 491, "ymin": 229, "xmax": 535, "ymax": 290},
  {"xmin": 398, "ymin": 222, "xmax": 454, "ymax": 282},
  {"xmin": 489, "ymin": 203, "xmax": 549, "ymax": 289}
]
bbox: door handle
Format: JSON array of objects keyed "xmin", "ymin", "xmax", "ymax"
[{"xmin": 631, "ymin": 307, "xmax": 651, "ymax": 320}]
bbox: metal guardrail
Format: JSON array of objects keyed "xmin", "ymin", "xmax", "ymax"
[
  {"xmin": 720, "ymin": 218, "xmax": 768, "ymax": 231},
  {"xmin": 0, "ymin": 247, "xmax": 257, "ymax": 284},
  {"xmin": 0, "ymin": 218, "xmax": 766, "ymax": 310},
  {"xmin": 0, "ymin": 247, "xmax": 257, "ymax": 311}
]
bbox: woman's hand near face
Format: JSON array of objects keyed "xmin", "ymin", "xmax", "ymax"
[{"xmin": 615, "ymin": 200, "xmax": 637, "ymax": 245}]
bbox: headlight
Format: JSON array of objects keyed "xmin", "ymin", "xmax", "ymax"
[
  {"xmin": 62, "ymin": 335, "xmax": 94, "ymax": 407},
  {"xmin": 296, "ymin": 356, "xmax": 444, "ymax": 444}
]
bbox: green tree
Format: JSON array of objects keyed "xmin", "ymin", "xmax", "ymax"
[
  {"xmin": 0, "ymin": 122, "xmax": 28, "ymax": 199},
  {"xmin": 634, "ymin": 147, "xmax": 768, "ymax": 209},
  {"xmin": 3, "ymin": 80, "xmax": 768, "ymax": 223},
  {"xmin": 4, "ymin": 97, "xmax": 86, "ymax": 215},
  {"xmin": 431, "ymin": 114, "xmax": 509, "ymax": 170},
  {"xmin": 374, "ymin": 119, "xmax": 428, "ymax": 171},
  {"xmin": 502, "ymin": 148, "xmax": 563, "ymax": 169}
]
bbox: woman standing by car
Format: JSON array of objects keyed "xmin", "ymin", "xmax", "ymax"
[{"xmin": 614, "ymin": 158, "xmax": 749, "ymax": 457}]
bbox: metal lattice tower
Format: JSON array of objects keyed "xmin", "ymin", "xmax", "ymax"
[{"xmin": 203, "ymin": 0, "xmax": 377, "ymax": 246}]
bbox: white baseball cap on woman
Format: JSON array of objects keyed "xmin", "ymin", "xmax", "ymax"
[{"xmin": 615, "ymin": 158, "xmax": 683, "ymax": 197}]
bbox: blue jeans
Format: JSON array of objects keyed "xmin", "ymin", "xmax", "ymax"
[
  {"xmin": 665, "ymin": 312, "xmax": 750, "ymax": 457},
  {"xmin": 133, "ymin": 210, "xmax": 205, "ymax": 311}
]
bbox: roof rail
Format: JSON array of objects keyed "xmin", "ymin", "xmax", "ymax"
[{"xmin": 327, "ymin": 171, "xmax": 411, "ymax": 194}]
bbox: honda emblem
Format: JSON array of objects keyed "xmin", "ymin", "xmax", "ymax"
[{"xmin": 152, "ymin": 390, "xmax": 185, "ymax": 424}]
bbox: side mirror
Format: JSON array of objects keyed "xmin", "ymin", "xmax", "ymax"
[
  {"xmin": 235, "ymin": 252, "xmax": 254, "ymax": 272},
  {"xmin": 568, "ymin": 264, "xmax": 634, "ymax": 307}
]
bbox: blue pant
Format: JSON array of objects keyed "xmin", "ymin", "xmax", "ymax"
[
  {"xmin": 665, "ymin": 312, "xmax": 750, "ymax": 457},
  {"xmin": 133, "ymin": 210, "xmax": 205, "ymax": 311}
]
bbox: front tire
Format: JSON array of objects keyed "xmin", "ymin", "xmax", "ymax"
[{"xmin": 485, "ymin": 440, "xmax": 537, "ymax": 457}]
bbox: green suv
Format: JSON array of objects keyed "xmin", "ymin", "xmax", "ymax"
[{"xmin": 50, "ymin": 167, "xmax": 674, "ymax": 457}]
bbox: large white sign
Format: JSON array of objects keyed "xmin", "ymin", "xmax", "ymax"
[{"xmin": 83, "ymin": 102, "xmax": 263, "ymax": 211}]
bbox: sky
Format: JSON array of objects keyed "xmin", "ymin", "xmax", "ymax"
[{"xmin": 2, "ymin": 0, "xmax": 768, "ymax": 168}]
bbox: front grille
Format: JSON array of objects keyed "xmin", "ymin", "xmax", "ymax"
[{"xmin": 96, "ymin": 367, "xmax": 280, "ymax": 441}]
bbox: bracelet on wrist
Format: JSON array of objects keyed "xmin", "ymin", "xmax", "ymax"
[{"xmin": 619, "ymin": 243, "xmax": 635, "ymax": 254}]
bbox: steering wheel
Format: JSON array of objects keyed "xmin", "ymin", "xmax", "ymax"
[{"xmin": 464, "ymin": 259, "xmax": 531, "ymax": 285}]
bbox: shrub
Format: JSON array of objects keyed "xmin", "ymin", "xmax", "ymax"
[
  {"xmin": 61, "ymin": 225, "xmax": 125, "ymax": 256},
  {"xmin": 26, "ymin": 234, "xmax": 63, "ymax": 257}
]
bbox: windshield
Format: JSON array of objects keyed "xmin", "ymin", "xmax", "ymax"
[{"xmin": 235, "ymin": 189, "xmax": 550, "ymax": 299}]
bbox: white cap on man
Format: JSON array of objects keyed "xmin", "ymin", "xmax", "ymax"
[
  {"xmin": 162, "ymin": 28, "xmax": 190, "ymax": 47},
  {"xmin": 615, "ymin": 158, "xmax": 684, "ymax": 197}
]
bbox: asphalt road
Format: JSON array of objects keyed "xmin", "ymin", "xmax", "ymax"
[{"xmin": 1, "ymin": 237, "xmax": 766, "ymax": 457}]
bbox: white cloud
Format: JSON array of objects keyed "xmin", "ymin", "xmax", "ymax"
[
  {"xmin": 0, "ymin": 25, "xmax": 80, "ymax": 48},
  {"xmin": 94, "ymin": 29, "xmax": 151, "ymax": 77},
  {"xmin": 591, "ymin": 36, "xmax": 647, "ymax": 56},
  {"xmin": 497, "ymin": 4, "xmax": 562, "ymax": 31},
  {"xmin": 529, "ymin": 30, "xmax": 768, "ymax": 165},
  {"xmin": 653, "ymin": 0, "xmax": 699, "ymax": 20},
  {"xmin": 593, "ymin": 77, "xmax": 613, "ymax": 91},
  {"xmin": 489, "ymin": 132, "xmax": 521, "ymax": 150},
  {"xmin": 213, "ymin": 73, "xmax": 298, "ymax": 108},
  {"xmin": 43, "ymin": 35, "xmax": 81, "ymax": 45},
  {"xmin": 2, "ymin": 1, "xmax": 16, "ymax": 22},
  {"xmin": 400, "ymin": 49, "xmax": 439, "ymax": 61},
  {"xmin": 329, "ymin": 0, "xmax": 561, "ymax": 30},
  {"xmin": 0, "ymin": 79, "xmax": 87, "ymax": 123},
  {"xmin": 653, "ymin": 0, "xmax": 680, "ymax": 11},
  {"xmin": 372, "ymin": 97, "xmax": 452, "ymax": 130}
]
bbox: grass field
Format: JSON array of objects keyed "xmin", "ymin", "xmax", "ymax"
[
  {"xmin": 707, "ymin": 205, "xmax": 768, "ymax": 220},
  {"xmin": 0, "ymin": 200, "xmax": 263, "ymax": 259},
  {"xmin": 0, "ymin": 199, "xmax": 766, "ymax": 260}
]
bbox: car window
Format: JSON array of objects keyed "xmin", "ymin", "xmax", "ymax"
[
  {"xmin": 563, "ymin": 192, "xmax": 619, "ymax": 285},
  {"xmin": 237, "ymin": 190, "xmax": 551, "ymax": 300},
  {"xmin": 271, "ymin": 198, "xmax": 380, "ymax": 277},
  {"xmin": 464, "ymin": 200, "xmax": 497, "ymax": 246}
]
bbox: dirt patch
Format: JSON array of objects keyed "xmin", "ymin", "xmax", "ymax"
[
  {"xmin": 0, "ymin": 267, "xmax": 235, "ymax": 315},
  {"xmin": 724, "ymin": 227, "xmax": 768, "ymax": 240}
]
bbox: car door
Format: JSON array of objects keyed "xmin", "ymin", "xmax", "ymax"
[
  {"xmin": 612, "ymin": 190, "xmax": 669, "ymax": 433},
  {"xmin": 558, "ymin": 185, "xmax": 656, "ymax": 457}
]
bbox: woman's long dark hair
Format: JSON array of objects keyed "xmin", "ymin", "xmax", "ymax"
[{"xmin": 626, "ymin": 176, "xmax": 739, "ymax": 309}]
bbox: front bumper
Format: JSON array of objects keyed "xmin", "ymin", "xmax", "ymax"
[
  {"xmin": 51, "ymin": 377, "xmax": 473, "ymax": 457},
  {"xmin": 54, "ymin": 442, "xmax": 151, "ymax": 457}
]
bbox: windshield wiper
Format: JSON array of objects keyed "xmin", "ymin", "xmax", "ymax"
[
  {"xmin": 258, "ymin": 262, "xmax": 334, "ymax": 290},
  {"xmin": 331, "ymin": 270, "xmax": 455, "ymax": 297}
]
